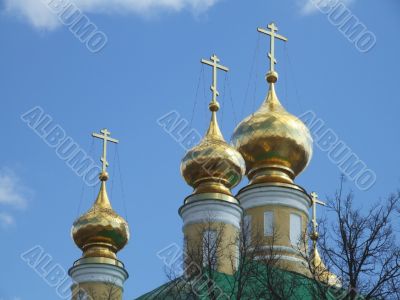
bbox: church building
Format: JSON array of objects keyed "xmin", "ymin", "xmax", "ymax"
[{"xmin": 67, "ymin": 21, "xmax": 339, "ymax": 299}]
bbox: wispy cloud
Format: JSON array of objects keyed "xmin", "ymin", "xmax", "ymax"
[
  {"xmin": 0, "ymin": 168, "xmax": 30, "ymax": 209},
  {"xmin": 3, "ymin": 0, "xmax": 220, "ymax": 30},
  {"xmin": 0, "ymin": 168, "xmax": 32, "ymax": 229},
  {"xmin": 299, "ymin": 0, "xmax": 355, "ymax": 15},
  {"xmin": 0, "ymin": 212, "xmax": 15, "ymax": 229}
]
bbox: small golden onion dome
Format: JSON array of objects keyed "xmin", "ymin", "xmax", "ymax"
[
  {"xmin": 72, "ymin": 172, "xmax": 129, "ymax": 260},
  {"xmin": 231, "ymin": 74, "xmax": 313, "ymax": 185},
  {"xmin": 311, "ymin": 242, "xmax": 341, "ymax": 287},
  {"xmin": 181, "ymin": 102, "xmax": 245, "ymax": 196}
]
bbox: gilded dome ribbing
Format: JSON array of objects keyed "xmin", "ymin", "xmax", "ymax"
[
  {"xmin": 72, "ymin": 172, "xmax": 129, "ymax": 260},
  {"xmin": 231, "ymin": 81, "xmax": 312, "ymax": 184},
  {"xmin": 181, "ymin": 105, "xmax": 245, "ymax": 195}
]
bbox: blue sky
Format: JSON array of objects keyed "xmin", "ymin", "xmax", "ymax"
[{"xmin": 0, "ymin": 0, "xmax": 399, "ymax": 299}]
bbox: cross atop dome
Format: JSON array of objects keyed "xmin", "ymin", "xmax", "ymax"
[
  {"xmin": 257, "ymin": 22, "xmax": 288, "ymax": 83},
  {"xmin": 201, "ymin": 54, "xmax": 229, "ymax": 112},
  {"xmin": 310, "ymin": 192, "xmax": 326, "ymax": 242},
  {"xmin": 92, "ymin": 128, "xmax": 119, "ymax": 180}
]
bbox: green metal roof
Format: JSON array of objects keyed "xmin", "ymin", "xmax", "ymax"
[{"xmin": 135, "ymin": 263, "xmax": 343, "ymax": 300}]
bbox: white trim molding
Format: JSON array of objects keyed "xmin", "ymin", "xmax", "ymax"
[
  {"xmin": 237, "ymin": 184, "xmax": 310, "ymax": 215},
  {"xmin": 254, "ymin": 254, "xmax": 307, "ymax": 265},
  {"xmin": 250, "ymin": 245, "xmax": 305, "ymax": 256},
  {"xmin": 69, "ymin": 263, "xmax": 128, "ymax": 288},
  {"xmin": 179, "ymin": 196, "xmax": 243, "ymax": 229}
]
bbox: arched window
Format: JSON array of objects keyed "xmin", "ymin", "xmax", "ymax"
[
  {"xmin": 244, "ymin": 214, "xmax": 252, "ymax": 243},
  {"xmin": 290, "ymin": 213, "xmax": 302, "ymax": 246},
  {"xmin": 264, "ymin": 211, "xmax": 274, "ymax": 236}
]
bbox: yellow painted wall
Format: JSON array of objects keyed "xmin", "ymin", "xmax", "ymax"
[
  {"xmin": 183, "ymin": 222, "xmax": 239, "ymax": 275},
  {"xmin": 71, "ymin": 282, "xmax": 123, "ymax": 300},
  {"xmin": 245, "ymin": 205, "xmax": 308, "ymax": 247},
  {"xmin": 245, "ymin": 205, "xmax": 309, "ymax": 275}
]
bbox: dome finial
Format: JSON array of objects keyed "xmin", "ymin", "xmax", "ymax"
[
  {"xmin": 257, "ymin": 22, "xmax": 288, "ymax": 84},
  {"xmin": 200, "ymin": 54, "xmax": 229, "ymax": 141},
  {"xmin": 72, "ymin": 129, "xmax": 129, "ymax": 260},
  {"xmin": 92, "ymin": 128, "xmax": 119, "ymax": 181},
  {"xmin": 310, "ymin": 192, "xmax": 326, "ymax": 244},
  {"xmin": 181, "ymin": 55, "xmax": 245, "ymax": 196},
  {"xmin": 201, "ymin": 54, "xmax": 228, "ymax": 111},
  {"xmin": 232, "ymin": 22, "xmax": 312, "ymax": 185},
  {"xmin": 309, "ymin": 192, "xmax": 340, "ymax": 286}
]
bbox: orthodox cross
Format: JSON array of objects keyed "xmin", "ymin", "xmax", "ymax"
[
  {"xmin": 310, "ymin": 192, "xmax": 326, "ymax": 235},
  {"xmin": 92, "ymin": 128, "xmax": 119, "ymax": 173},
  {"xmin": 201, "ymin": 54, "xmax": 229, "ymax": 105},
  {"xmin": 257, "ymin": 22, "xmax": 288, "ymax": 73}
]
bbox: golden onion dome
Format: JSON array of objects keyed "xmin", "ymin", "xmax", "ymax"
[
  {"xmin": 181, "ymin": 101, "xmax": 245, "ymax": 196},
  {"xmin": 231, "ymin": 72, "xmax": 313, "ymax": 185},
  {"xmin": 310, "ymin": 233, "xmax": 341, "ymax": 287},
  {"xmin": 72, "ymin": 172, "xmax": 129, "ymax": 260}
]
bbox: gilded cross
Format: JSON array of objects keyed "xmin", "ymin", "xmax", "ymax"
[
  {"xmin": 257, "ymin": 22, "xmax": 288, "ymax": 73},
  {"xmin": 92, "ymin": 128, "xmax": 119, "ymax": 173},
  {"xmin": 201, "ymin": 54, "xmax": 229, "ymax": 105},
  {"xmin": 310, "ymin": 192, "xmax": 326, "ymax": 235}
]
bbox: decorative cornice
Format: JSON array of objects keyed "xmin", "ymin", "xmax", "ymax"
[
  {"xmin": 69, "ymin": 262, "xmax": 128, "ymax": 288},
  {"xmin": 179, "ymin": 196, "xmax": 243, "ymax": 229},
  {"xmin": 71, "ymin": 257, "xmax": 125, "ymax": 268},
  {"xmin": 237, "ymin": 184, "xmax": 311, "ymax": 215},
  {"xmin": 237, "ymin": 181, "xmax": 307, "ymax": 195},
  {"xmin": 251, "ymin": 245, "xmax": 305, "ymax": 256},
  {"xmin": 254, "ymin": 254, "xmax": 307, "ymax": 265},
  {"xmin": 183, "ymin": 192, "xmax": 239, "ymax": 205}
]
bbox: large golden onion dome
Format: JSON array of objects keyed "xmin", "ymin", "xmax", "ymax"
[
  {"xmin": 232, "ymin": 23, "xmax": 313, "ymax": 185},
  {"xmin": 231, "ymin": 78, "xmax": 312, "ymax": 184},
  {"xmin": 181, "ymin": 55, "xmax": 245, "ymax": 196},
  {"xmin": 72, "ymin": 171, "xmax": 129, "ymax": 260}
]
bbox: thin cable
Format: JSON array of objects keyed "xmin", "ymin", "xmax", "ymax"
[
  {"xmin": 110, "ymin": 143, "xmax": 118, "ymax": 200},
  {"xmin": 252, "ymin": 46, "xmax": 261, "ymax": 114},
  {"xmin": 226, "ymin": 74, "xmax": 238, "ymax": 126},
  {"xmin": 76, "ymin": 138, "xmax": 95, "ymax": 217},
  {"xmin": 284, "ymin": 44, "xmax": 304, "ymax": 112},
  {"xmin": 77, "ymin": 174, "xmax": 86, "ymax": 218},
  {"xmin": 116, "ymin": 145, "xmax": 128, "ymax": 222},
  {"xmin": 201, "ymin": 64, "xmax": 208, "ymax": 119},
  {"xmin": 189, "ymin": 64, "xmax": 203, "ymax": 127},
  {"xmin": 92, "ymin": 184, "xmax": 96, "ymax": 205},
  {"xmin": 220, "ymin": 72, "xmax": 228, "ymax": 127},
  {"xmin": 283, "ymin": 44, "xmax": 289, "ymax": 104},
  {"xmin": 241, "ymin": 34, "xmax": 261, "ymax": 119}
]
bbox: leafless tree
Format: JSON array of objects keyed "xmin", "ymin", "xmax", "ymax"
[
  {"xmin": 226, "ymin": 217, "xmax": 311, "ymax": 300},
  {"xmin": 186, "ymin": 218, "xmax": 228, "ymax": 300},
  {"xmin": 162, "ymin": 214, "xmax": 305, "ymax": 300},
  {"xmin": 246, "ymin": 226, "xmax": 305, "ymax": 300},
  {"xmin": 224, "ymin": 218, "xmax": 261, "ymax": 300},
  {"xmin": 73, "ymin": 280, "xmax": 121, "ymax": 300},
  {"xmin": 74, "ymin": 285, "xmax": 96, "ymax": 300},
  {"xmin": 159, "ymin": 179, "xmax": 400, "ymax": 300},
  {"xmin": 316, "ymin": 178, "xmax": 400, "ymax": 300},
  {"xmin": 102, "ymin": 280, "xmax": 121, "ymax": 300},
  {"xmin": 159, "ymin": 215, "xmax": 228, "ymax": 300},
  {"xmin": 297, "ymin": 221, "xmax": 339, "ymax": 300}
]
